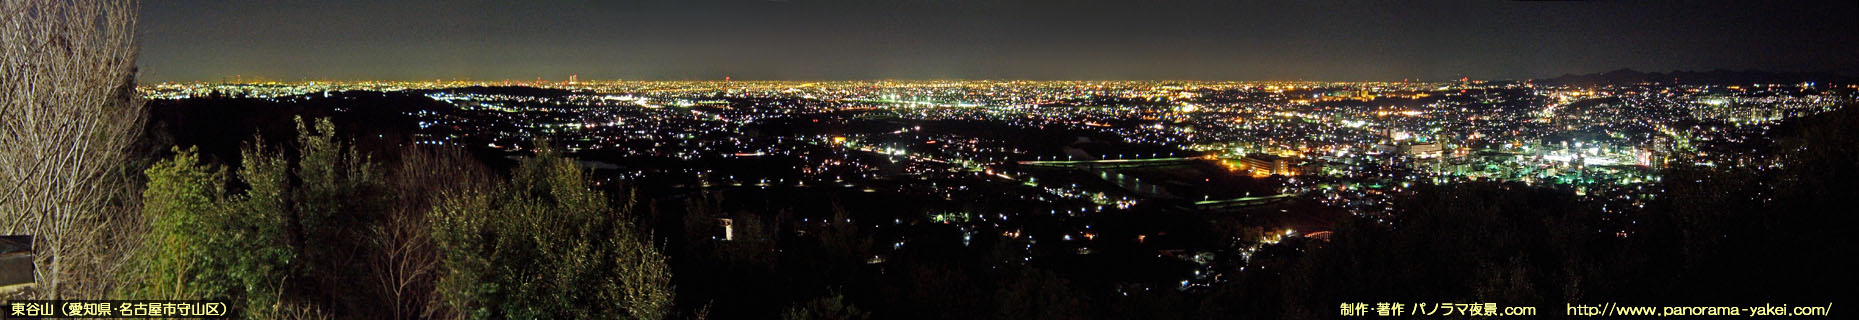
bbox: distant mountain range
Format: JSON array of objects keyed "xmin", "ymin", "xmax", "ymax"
[{"xmin": 1533, "ymin": 69, "xmax": 1858, "ymax": 86}]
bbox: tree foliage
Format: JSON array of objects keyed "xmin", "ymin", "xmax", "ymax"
[
  {"xmin": 127, "ymin": 147, "xmax": 225, "ymax": 300},
  {"xmin": 127, "ymin": 144, "xmax": 297, "ymax": 316},
  {"xmin": 431, "ymin": 144, "xmax": 674, "ymax": 319},
  {"xmin": 126, "ymin": 118, "xmax": 380, "ymax": 318},
  {"xmin": 782, "ymin": 292, "xmax": 869, "ymax": 320}
]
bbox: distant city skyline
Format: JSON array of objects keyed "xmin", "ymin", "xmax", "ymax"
[{"xmin": 139, "ymin": 0, "xmax": 1859, "ymax": 82}]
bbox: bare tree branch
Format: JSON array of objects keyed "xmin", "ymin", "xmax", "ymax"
[{"xmin": 1, "ymin": 0, "xmax": 146, "ymax": 299}]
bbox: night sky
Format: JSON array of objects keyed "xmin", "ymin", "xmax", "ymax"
[{"xmin": 138, "ymin": 0, "xmax": 1859, "ymax": 82}]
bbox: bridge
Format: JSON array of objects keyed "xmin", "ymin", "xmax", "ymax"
[
  {"xmin": 1193, "ymin": 193, "xmax": 1297, "ymax": 211},
  {"xmin": 1016, "ymin": 156, "xmax": 1211, "ymax": 169}
]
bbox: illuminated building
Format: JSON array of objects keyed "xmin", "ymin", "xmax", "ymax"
[{"xmin": 1240, "ymin": 154, "xmax": 1295, "ymax": 176}]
